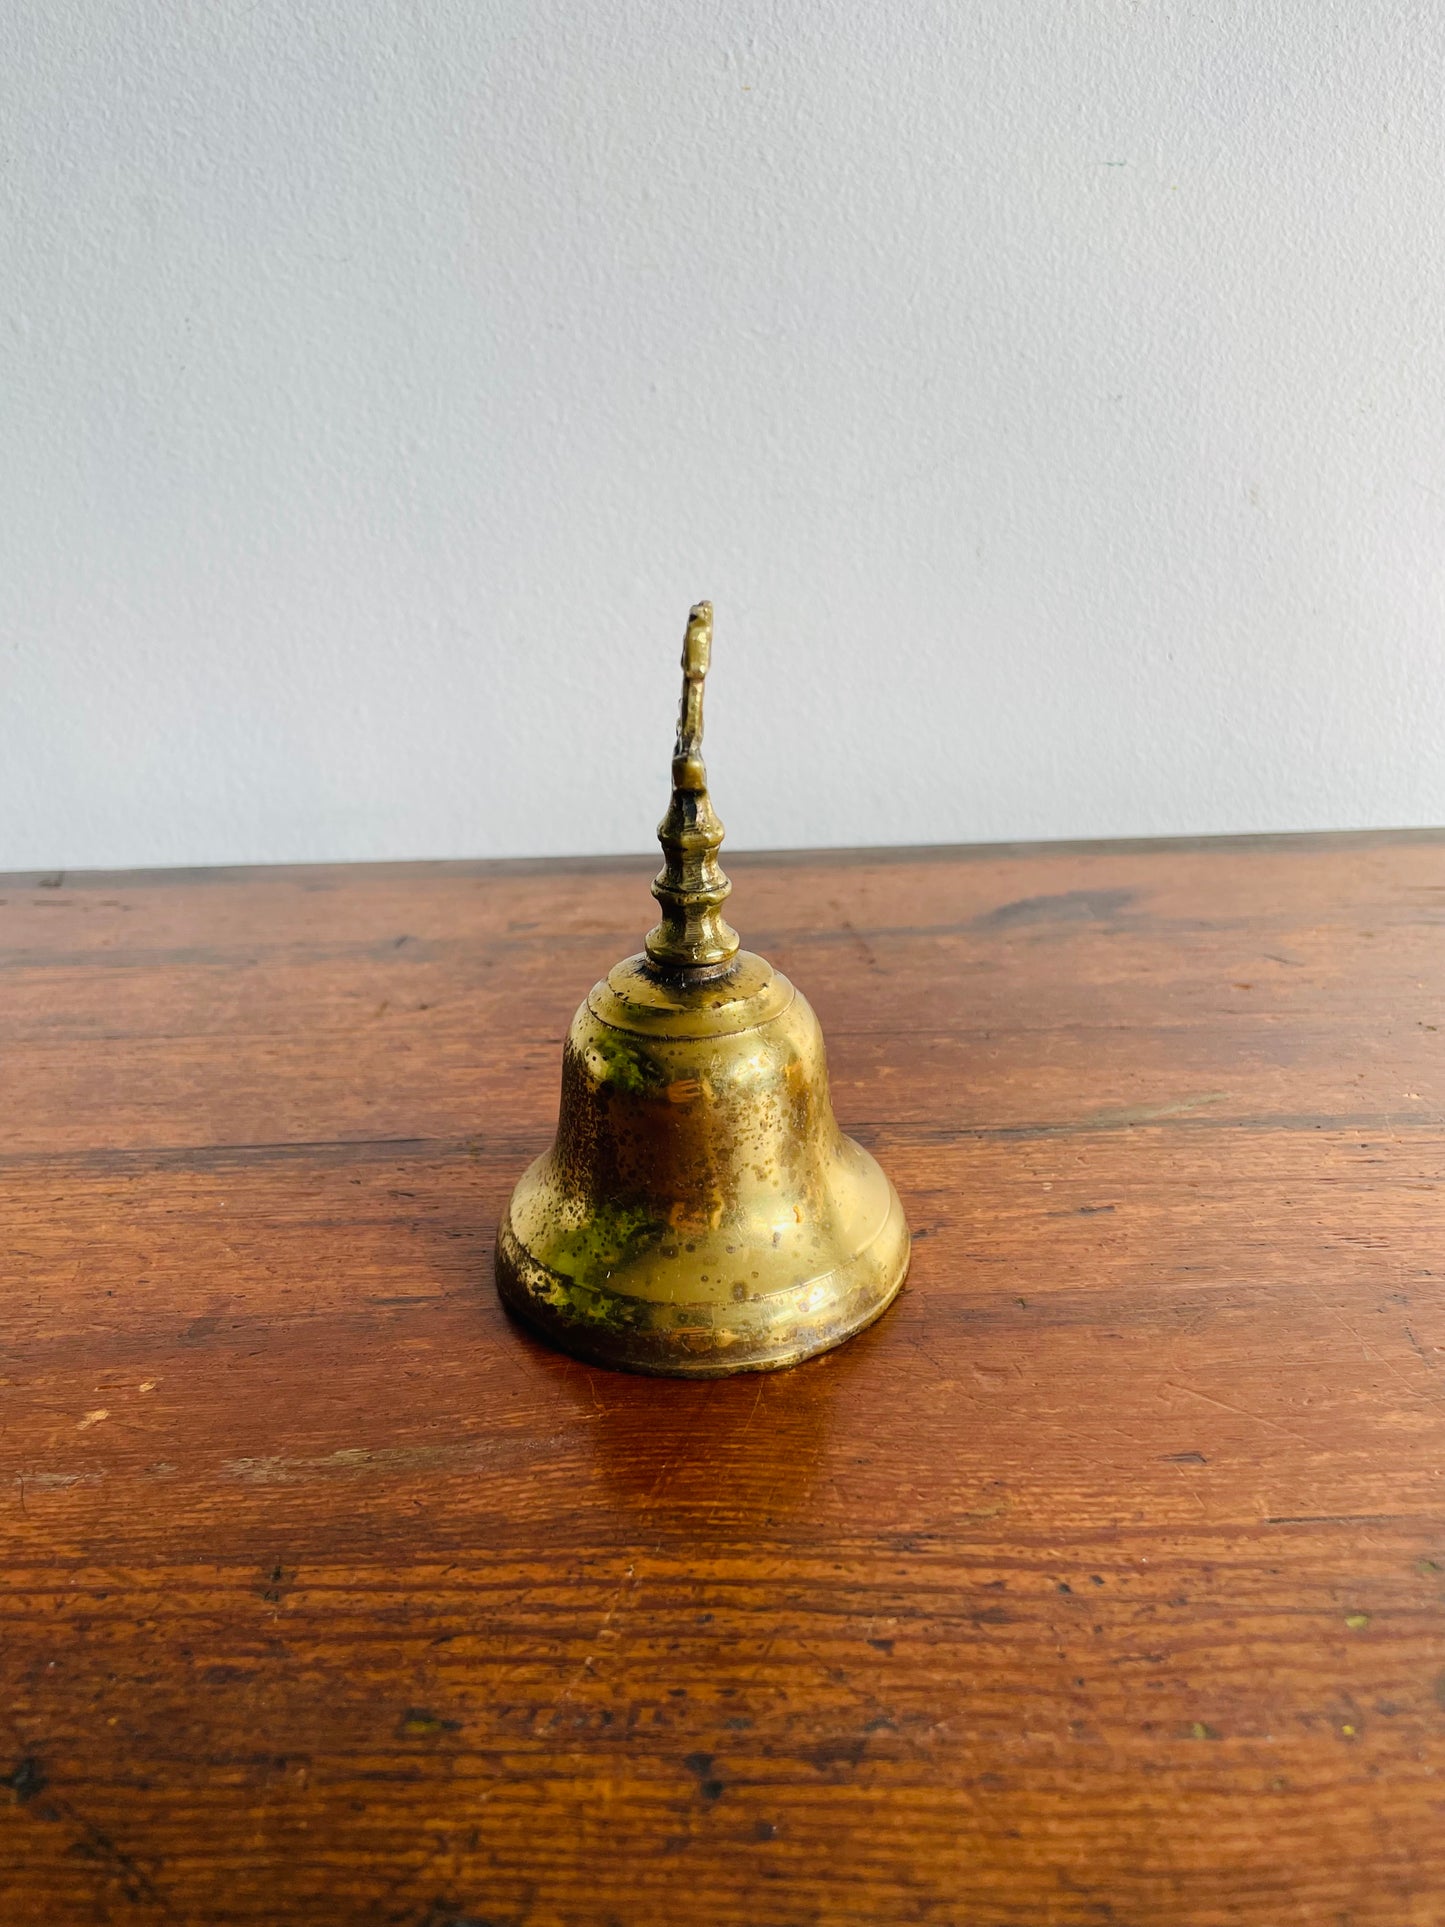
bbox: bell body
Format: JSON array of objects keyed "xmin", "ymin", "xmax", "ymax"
[{"xmin": 496, "ymin": 951, "xmax": 909, "ymax": 1376}]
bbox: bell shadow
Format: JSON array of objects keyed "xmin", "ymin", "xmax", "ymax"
[{"xmin": 500, "ymin": 1292, "xmax": 894, "ymax": 1536}]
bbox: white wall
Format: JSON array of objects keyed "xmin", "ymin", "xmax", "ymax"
[{"xmin": 4, "ymin": 0, "xmax": 1444, "ymax": 872}]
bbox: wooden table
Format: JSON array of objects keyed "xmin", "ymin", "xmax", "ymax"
[{"xmin": 2, "ymin": 832, "xmax": 1443, "ymax": 1925}]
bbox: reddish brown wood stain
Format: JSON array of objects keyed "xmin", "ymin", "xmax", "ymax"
[{"xmin": 1, "ymin": 832, "xmax": 1443, "ymax": 1924}]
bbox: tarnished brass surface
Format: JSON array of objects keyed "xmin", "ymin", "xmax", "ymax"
[{"xmin": 495, "ymin": 603, "xmax": 909, "ymax": 1375}]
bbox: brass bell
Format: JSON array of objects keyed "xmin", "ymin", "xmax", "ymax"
[{"xmin": 496, "ymin": 603, "xmax": 909, "ymax": 1375}]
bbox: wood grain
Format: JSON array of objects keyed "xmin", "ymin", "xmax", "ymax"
[{"xmin": 1, "ymin": 831, "xmax": 1443, "ymax": 1925}]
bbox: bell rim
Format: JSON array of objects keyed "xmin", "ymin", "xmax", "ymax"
[{"xmin": 494, "ymin": 1182, "xmax": 910, "ymax": 1378}]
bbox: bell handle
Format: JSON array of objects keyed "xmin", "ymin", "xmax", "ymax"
[{"xmin": 646, "ymin": 601, "xmax": 740, "ymax": 972}]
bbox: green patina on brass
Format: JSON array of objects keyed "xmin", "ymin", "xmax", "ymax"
[
  {"xmin": 583, "ymin": 1029, "xmax": 665, "ymax": 1098},
  {"xmin": 493, "ymin": 602, "xmax": 910, "ymax": 1377}
]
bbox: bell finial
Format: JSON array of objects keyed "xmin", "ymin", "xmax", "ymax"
[{"xmin": 645, "ymin": 601, "xmax": 741, "ymax": 971}]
